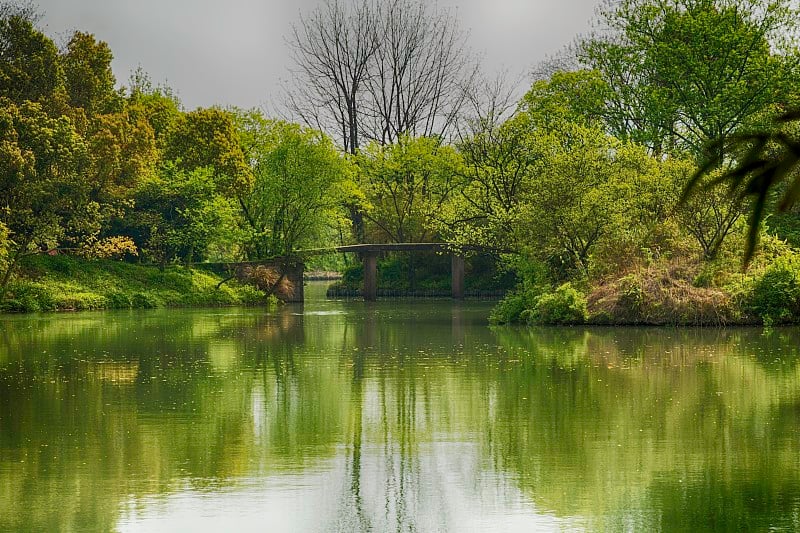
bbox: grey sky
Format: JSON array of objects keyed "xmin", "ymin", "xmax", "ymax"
[{"xmin": 34, "ymin": 0, "xmax": 602, "ymax": 110}]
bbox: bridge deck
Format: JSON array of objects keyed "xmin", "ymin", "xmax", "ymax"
[{"xmin": 299, "ymin": 243, "xmax": 505, "ymax": 255}]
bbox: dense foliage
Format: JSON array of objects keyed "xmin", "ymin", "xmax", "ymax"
[{"xmin": 2, "ymin": 0, "xmax": 800, "ymax": 323}]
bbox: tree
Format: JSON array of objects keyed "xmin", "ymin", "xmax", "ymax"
[
  {"xmin": 443, "ymin": 71, "xmax": 607, "ymax": 249},
  {"xmin": 681, "ymin": 109, "xmax": 800, "ymax": 264},
  {"xmin": 362, "ymin": 0, "xmax": 475, "ymax": 144},
  {"xmin": 286, "ymin": 0, "xmax": 379, "ymax": 155},
  {"xmin": 0, "ymin": 5, "xmax": 64, "ymax": 106},
  {"xmin": 286, "ymin": 0, "xmax": 476, "ymax": 151},
  {"xmin": 236, "ymin": 111, "xmax": 354, "ymax": 258},
  {"xmin": 578, "ymin": 0, "xmax": 797, "ymax": 158},
  {"xmin": 515, "ymin": 124, "xmax": 632, "ymax": 276},
  {"xmin": 356, "ymin": 135, "xmax": 462, "ymax": 243},
  {"xmin": 126, "ymin": 69, "xmax": 182, "ymax": 149},
  {"xmin": 163, "ymin": 107, "xmax": 253, "ymax": 195},
  {"xmin": 129, "ymin": 164, "xmax": 234, "ymax": 265},
  {"xmin": 61, "ymin": 31, "xmax": 120, "ymax": 116},
  {"xmin": 0, "ymin": 220, "xmax": 8, "ymax": 271},
  {"xmin": 85, "ymin": 107, "xmax": 158, "ymax": 204},
  {"xmin": 0, "ymin": 99, "xmax": 89, "ymax": 292}
]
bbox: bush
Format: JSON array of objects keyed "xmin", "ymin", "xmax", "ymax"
[
  {"xmin": 131, "ymin": 291, "xmax": 162, "ymax": 309},
  {"xmin": 746, "ymin": 255, "xmax": 800, "ymax": 324},
  {"xmin": 2, "ymin": 282, "xmax": 56, "ymax": 312},
  {"xmin": 527, "ymin": 283, "xmax": 588, "ymax": 325},
  {"xmin": 489, "ymin": 288, "xmax": 537, "ymax": 324}
]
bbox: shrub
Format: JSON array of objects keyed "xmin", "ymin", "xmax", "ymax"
[
  {"xmin": 53, "ymin": 292, "xmax": 108, "ymax": 311},
  {"xmin": 489, "ymin": 288, "xmax": 537, "ymax": 324},
  {"xmin": 2, "ymin": 282, "xmax": 56, "ymax": 312},
  {"xmin": 105, "ymin": 290, "xmax": 133, "ymax": 308},
  {"xmin": 746, "ymin": 255, "xmax": 800, "ymax": 324},
  {"xmin": 528, "ymin": 283, "xmax": 588, "ymax": 325},
  {"xmin": 131, "ymin": 292, "xmax": 161, "ymax": 309}
]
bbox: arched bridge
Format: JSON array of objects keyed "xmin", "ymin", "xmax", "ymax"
[{"xmin": 202, "ymin": 243, "xmax": 505, "ymax": 302}]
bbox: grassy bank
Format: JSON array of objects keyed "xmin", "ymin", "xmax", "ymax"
[
  {"xmin": 1, "ymin": 255, "xmax": 267, "ymax": 313},
  {"xmin": 491, "ymin": 237, "xmax": 800, "ymax": 327}
]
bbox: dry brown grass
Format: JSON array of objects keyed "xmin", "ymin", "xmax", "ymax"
[
  {"xmin": 241, "ymin": 265, "xmax": 295, "ymax": 301},
  {"xmin": 587, "ymin": 260, "xmax": 739, "ymax": 326}
]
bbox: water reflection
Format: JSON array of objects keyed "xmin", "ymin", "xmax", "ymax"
[{"xmin": 1, "ymin": 290, "xmax": 799, "ymax": 531}]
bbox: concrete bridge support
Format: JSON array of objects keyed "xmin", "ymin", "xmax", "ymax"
[
  {"xmin": 363, "ymin": 253, "xmax": 378, "ymax": 301},
  {"xmin": 360, "ymin": 252, "xmax": 465, "ymax": 301},
  {"xmin": 451, "ymin": 254, "xmax": 465, "ymax": 299}
]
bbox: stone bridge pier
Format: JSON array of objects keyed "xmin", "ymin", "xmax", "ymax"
[{"xmin": 359, "ymin": 250, "xmax": 465, "ymax": 301}]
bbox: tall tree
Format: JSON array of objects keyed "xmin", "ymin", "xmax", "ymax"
[
  {"xmin": 61, "ymin": 31, "xmax": 120, "ymax": 116},
  {"xmin": 356, "ymin": 135, "xmax": 462, "ymax": 243},
  {"xmin": 0, "ymin": 100, "xmax": 89, "ymax": 291},
  {"xmin": 286, "ymin": 0, "xmax": 476, "ymax": 151},
  {"xmin": 287, "ymin": 0, "xmax": 379, "ymax": 155},
  {"xmin": 236, "ymin": 111, "xmax": 354, "ymax": 258},
  {"xmin": 578, "ymin": 0, "xmax": 797, "ymax": 158},
  {"xmin": 0, "ymin": 5, "xmax": 63, "ymax": 106},
  {"xmin": 362, "ymin": 0, "xmax": 475, "ymax": 144},
  {"xmin": 163, "ymin": 108, "xmax": 253, "ymax": 195}
]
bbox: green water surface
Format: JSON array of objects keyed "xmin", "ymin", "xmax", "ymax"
[{"xmin": 1, "ymin": 282, "xmax": 799, "ymax": 532}]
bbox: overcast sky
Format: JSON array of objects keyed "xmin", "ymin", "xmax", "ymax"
[{"xmin": 33, "ymin": 0, "xmax": 602, "ymax": 110}]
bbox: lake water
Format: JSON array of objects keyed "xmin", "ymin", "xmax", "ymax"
[{"xmin": 1, "ymin": 282, "xmax": 799, "ymax": 532}]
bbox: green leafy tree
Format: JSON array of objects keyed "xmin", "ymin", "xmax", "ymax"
[
  {"xmin": 515, "ymin": 124, "xmax": 634, "ymax": 276},
  {"xmin": 164, "ymin": 107, "xmax": 253, "ymax": 195},
  {"xmin": 356, "ymin": 135, "xmax": 462, "ymax": 243},
  {"xmin": 445, "ymin": 71, "xmax": 612, "ymax": 251},
  {"xmin": 236, "ymin": 111, "xmax": 355, "ymax": 258},
  {"xmin": 0, "ymin": 99, "xmax": 89, "ymax": 291},
  {"xmin": 129, "ymin": 164, "xmax": 235, "ymax": 265},
  {"xmin": 85, "ymin": 107, "xmax": 158, "ymax": 203},
  {"xmin": 126, "ymin": 69, "xmax": 182, "ymax": 148},
  {"xmin": 61, "ymin": 31, "xmax": 121, "ymax": 116},
  {"xmin": 0, "ymin": 6, "xmax": 64, "ymax": 107},
  {"xmin": 578, "ymin": 0, "xmax": 797, "ymax": 158}
]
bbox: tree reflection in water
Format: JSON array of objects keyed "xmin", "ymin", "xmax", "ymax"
[{"xmin": 1, "ymin": 296, "xmax": 799, "ymax": 531}]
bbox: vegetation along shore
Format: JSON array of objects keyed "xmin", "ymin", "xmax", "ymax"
[{"xmin": 2, "ymin": 0, "xmax": 800, "ymax": 325}]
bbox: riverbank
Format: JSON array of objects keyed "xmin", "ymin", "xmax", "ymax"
[
  {"xmin": 1, "ymin": 255, "xmax": 266, "ymax": 313},
  {"xmin": 491, "ymin": 249, "xmax": 800, "ymax": 327}
]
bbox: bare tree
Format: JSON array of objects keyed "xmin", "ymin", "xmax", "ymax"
[
  {"xmin": 362, "ymin": 0, "xmax": 477, "ymax": 145},
  {"xmin": 285, "ymin": 0, "xmax": 477, "ymax": 152},
  {"xmin": 286, "ymin": 0, "xmax": 380, "ymax": 155}
]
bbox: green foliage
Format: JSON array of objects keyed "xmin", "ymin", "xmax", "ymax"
[
  {"xmin": 682, "ymin": 110, "xmax": 800, "ymax": 265},
  {"xmin": 519, "ymin": 69, "xmax": 610, "ymax": 129},
  {"xmin": 164, "ymin": 107, "xmax": 253, "ymax": 195},
  {"xmin": 61, "ymin": 31, "xmax": 120, "ymax": 115},
  {"xmin": 746, "ymin": 255, "xmax": 800, "ymax": 324},
  {"xmin": 127, "ymin": 164, "xmax": 236, "ymax": 264},
  {"xmin": 489, "ymin": 288, "xmax": 538, "ymax": 325},
  {"xmin": 0, "ymin": 220, "xmax": 7, "ymax": 268},
  {"xmin": 489, "ymin": 257, "xmax": 549, "ymax": 324},
  {"xmin": 527, "ymin": 283, "xmax": 588, "ymax": 325},
  {"xmin": 0, "ymin": 7, "xmax": 64, "ymax": 106},
  {"xmin": 357, "ymin": 136, "xmax": 462, "ymax": 243},
  {"xmin": 236, "ymin": 110, "xmax": 354, "ymax": 258},
  {"xmin": 579, "ymin": 0, "xmax": 797, "ymax": 157},
  {"xmin": 0, "ymin": 99, "xmax": 90, "ymax": 289},
  {"xmin": 1, "ymin": 255, "xmax": 264, "ymax": 313},
  {"xmin": 126, "ymin": 70, "xmax": 182, "ymax": 146}
]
